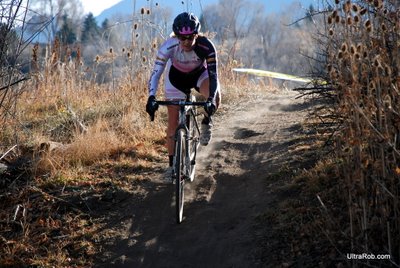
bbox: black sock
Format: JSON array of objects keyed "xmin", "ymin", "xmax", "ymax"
[
  {"xmin": 202, "ymin": 116, "xmax": 210, "ymax": 125},
  {"xmin": 169, "ymin": 155, "xmax": 174, "ymax": 167}
]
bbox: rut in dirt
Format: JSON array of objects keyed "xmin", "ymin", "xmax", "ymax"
[{"xmin": 95, "ymin": 91, "xmax": 312, "ymax": 267}]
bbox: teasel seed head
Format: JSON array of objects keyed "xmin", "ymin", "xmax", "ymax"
[
  {"xmin": 141, "ymin": 7, "xmax": 145, "ymax": 14},
  {"xmin": 328, "ymin": 16, "xmax": 333, "ymax": 25},
  {"xmin": 347, "ymin": 16, "xmax": 353, "ymax": 25},
  {"xmin": 95, "ymin": 55, "xmax": 100, "ymax": 63},
  {"xmin": 384, "ymin": 65, "xmax": 392, "ymax": 76},
  {"xmin": 335, "ymin": 0, "xmax": 340, "ymax": 4},
  {"xmin": 335, "ymin": 15, "xmax": 341, "ymax": 23},
  {"xmin": 343, "ymin": 1, "xmax": 351, "ymax": 13},
  {"xmin": 109, "ymin": 47, "xmax": 113, "ymax": 54},
  {"xmin": 365, "ymin": 19, "xmax": 372, "ymax": 32},
  {"xmin": 350, "ymin": 45, "xmax": 356, "ymax": 54},
  {"xmin": 32, "ymin": 43, "xmax": 38, "ymax": 63},
  {"xmin": 373, "ymin": 56, "xmax": 381, "ymax": 67},
  {"xmin": 147, "ymin": 9, "xmax": 151, "ymax": 15},
  {"xmin": 338, "ymin": 51, "xmax": 344, "ymax": 59},
  {"xmin": 360, "ymin": 8, "xmax": 367, "ymax": 15},
  {"xmin": 341, "ymin": 43, "xmax": 348, "ymax": 52},
  {"xmin": 381, "ymin": 23, "xmax": 387, "ymax": 32},
  {"xmin": 373, "ymin": 0, "xmax": 382, "ymax": 9},
  {"xmin": 383, "ymin": 94, "xmax": 392, "ymax": 109},
  {"xmin": 354, "ymin": 15, "xmax": 360, "ymax": 23},
  {"xmin": 355, "ymin": 53, "xmax": 361, "ymax": 60},
  {"xmin": 352, "ymin": 4, "xmax": 359, "ymax": 13},
  {"xmin": 369, "ymin": 81, "xmax": 375, "ymax": 91},
  {"xmin": 134, "ymin": 23, "xmax": 138, "ymax": 30},
  {"xmin": 142, "ymin": 56, "xmax": 147, "ymax": 63}
]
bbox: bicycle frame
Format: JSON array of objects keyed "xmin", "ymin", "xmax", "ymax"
[
  {"xmin": 156, "ymin": 94, "xmax": 207, "ymax": 223},
  {"xmin": 157, "ymin": 96, "xmax": 205, "ymax": 177}
]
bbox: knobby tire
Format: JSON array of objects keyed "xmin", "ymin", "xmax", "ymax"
[
  {"xmin": 175, "ymin": 128, "xmax": 185, "ymax": 224},
  {"xmin": 188, "ymin": 111, "xmax": 198, "ymax": 182}
]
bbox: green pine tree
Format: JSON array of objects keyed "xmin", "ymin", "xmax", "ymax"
[
  {"xmin": 101, "ymin": 18, "xmax": 110, "ymax": 41},
  {"xmin": 57, "ymin": 14, "xmax": 77, "ymax": 45},
  {"xmin": 81, "ymin": 13, "xmax": 100, "ymax": 44}
]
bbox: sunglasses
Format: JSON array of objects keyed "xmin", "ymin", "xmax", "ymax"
[{"xmin": 177, "ymin": 35, "xmax": 196, "ymax": 41}]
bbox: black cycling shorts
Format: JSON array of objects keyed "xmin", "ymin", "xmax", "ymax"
[{"xmin": 168, "ymin": 64, "xmax": 206, "ymax": 94}]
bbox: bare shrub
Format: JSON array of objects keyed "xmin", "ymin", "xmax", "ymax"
[{"xmin": 304, "ymin": 0, "xmax": 400, "ymax": 265}]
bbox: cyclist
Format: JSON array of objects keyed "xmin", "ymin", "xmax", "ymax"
[{"xmin": 146, "ymin": 12, "xmax": 221, "ymax": 178}]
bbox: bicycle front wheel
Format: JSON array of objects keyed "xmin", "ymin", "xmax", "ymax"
[
  {"xmin": 188, "ymin": 111, "xmax": 200, "ymax": 182},
  {"xmin": 175, "ymin": 128, "xmax": 186, "ymax": 223}
]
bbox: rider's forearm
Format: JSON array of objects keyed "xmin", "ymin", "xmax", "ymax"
[
  {"xmin": 205, "ymin": 49, "xmax": 218, "ymax": 101},
  {"xmin": 207, "ymin": 64, "xmax": 218, "ymax": 101},
  {"xmin": 148, "ymin": 58, "xmax": 167, "ymax": 96}
]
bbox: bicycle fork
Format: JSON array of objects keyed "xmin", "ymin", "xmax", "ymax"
[{"xmin": 172, "ymin": 127, "xmax": 192, "ymax": 181}]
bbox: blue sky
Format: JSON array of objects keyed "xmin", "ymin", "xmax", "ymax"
[
  {"xmin": 262, "ymin": 0, "xmax": 318, "ymax": 13},
  {"xmin": 81, "ymin": 0, "xmax": 319, "ymax": 17}
]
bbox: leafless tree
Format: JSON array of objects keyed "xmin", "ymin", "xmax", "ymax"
[
  {"xmin": 26, "ymin": 0, "xmax": 84, "ymax": 42},
  {"xmin": 202, "ymin": 0, "xmax": 316, "ymax": 76},
  {"xmin": 0, "ymin": 0, "xmax": 30, "ymax": 131}
]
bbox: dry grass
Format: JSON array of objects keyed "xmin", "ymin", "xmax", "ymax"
[{"xmin": 0, "ymin": 19, "xmax": 276, "ymax": 265}]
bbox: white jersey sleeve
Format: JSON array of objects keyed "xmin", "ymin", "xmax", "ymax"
[{"xmin": 148, "ymin": 38, "xmax": 179, "ymax": 96}]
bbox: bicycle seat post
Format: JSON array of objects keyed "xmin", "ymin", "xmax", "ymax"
[{"xmin": 185, "ymin": 92, "xmax": 191, "ymax": 102}]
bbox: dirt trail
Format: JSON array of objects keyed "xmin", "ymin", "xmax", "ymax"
[{"xmin": 94, "ymin": 90, "xmax": 312, "ymax": 267}]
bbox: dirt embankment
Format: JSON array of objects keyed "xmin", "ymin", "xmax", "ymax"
[{"xmin": 92, "ymin": 90, "xmax": 318, "ymax": 267}]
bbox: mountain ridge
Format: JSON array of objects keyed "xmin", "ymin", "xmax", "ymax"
[
  {"xmin": 94, "ymin": 0, "xmax": 316, "ymax": 25},
  {"xmin": 95, "ymin": 0, "xmax": 217, "ymax": 25}
]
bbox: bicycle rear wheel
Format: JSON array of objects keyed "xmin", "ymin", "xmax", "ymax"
[{"xmin": 175, "ymin": 128, "xmax": 186, "ymax": 223}]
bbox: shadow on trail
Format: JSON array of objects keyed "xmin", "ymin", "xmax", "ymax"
[{"xmin": 93, "ymin": 94, "xmax": 316, "ymax": 267}]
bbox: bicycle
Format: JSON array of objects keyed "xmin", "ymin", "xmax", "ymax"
[{"xmin": 151, "ymin": 93, "xmax": 210, "ymax": 223}]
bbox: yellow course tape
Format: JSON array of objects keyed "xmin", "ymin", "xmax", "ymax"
[{"xmin": 232, "ymin": 68, "xmax": 325, "ymax": 84}]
